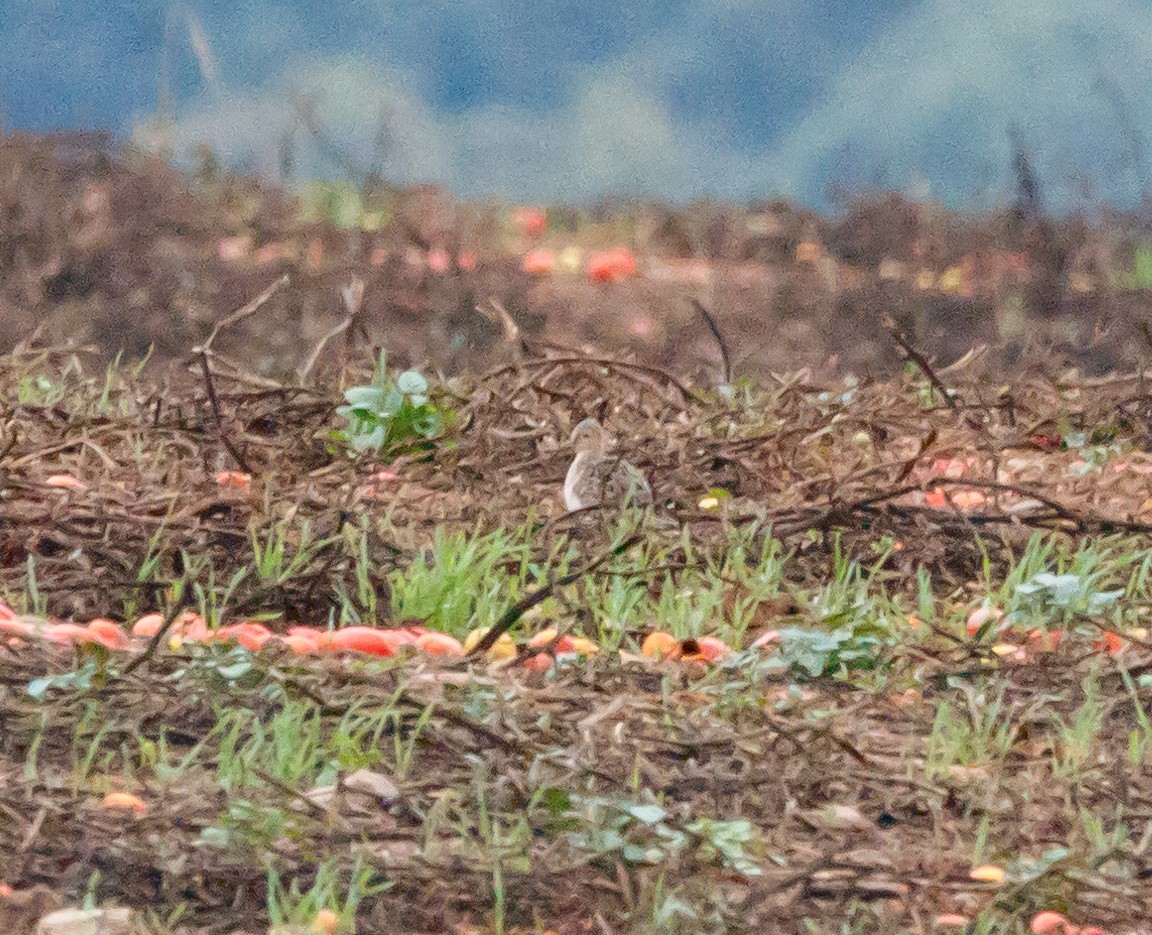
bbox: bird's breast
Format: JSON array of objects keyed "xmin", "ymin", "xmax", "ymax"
[{"xmin": 563, "ymin": 452, "xmax": 591, "ymax": 511}]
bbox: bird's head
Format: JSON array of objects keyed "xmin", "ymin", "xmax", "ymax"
[{"xmin": 570, "ymin": 418, "xmax": 609, "ymax": 455}]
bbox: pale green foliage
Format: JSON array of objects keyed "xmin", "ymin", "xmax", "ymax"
[
  {"xmin": 565, "ymin": 796, "xmax": 763, "ymax": 877},
  {"xmin": 333, "ymin": 350, "xmax": 446, "ymax": 455}
]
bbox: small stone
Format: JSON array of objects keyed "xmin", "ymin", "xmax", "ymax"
[{"xmin": 36, "ymin": 907, "xmax": 134, "ymax": 935}]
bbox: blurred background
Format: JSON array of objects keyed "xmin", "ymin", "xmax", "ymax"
[
  {"xmin": 4, "ymin": 0, "xmax": 1152, "ymax": 378},
  {"xmin": 7, "ymin": 0, "xmax": 1152, "ymax": 207}
]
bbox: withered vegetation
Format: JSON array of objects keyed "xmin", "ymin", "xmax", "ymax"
[
  {"xmin": 2, "ymin": 332, "xmax": 1152, "ymax": 934},
  {"xmin": 2, "ymin": 132, "xmax": 1152, "ymax": 934}
]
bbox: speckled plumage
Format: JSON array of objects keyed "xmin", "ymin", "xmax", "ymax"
[{"xmin": 562, "ymin": 419, "xmax": 652, "ymax": 512}]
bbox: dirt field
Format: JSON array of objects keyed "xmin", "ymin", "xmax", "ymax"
[
  {"xmin": 5, "ymin": 131, "xmax": 1152, "ymax": 383},
  {"xmin": 2, "ymin": 132, "xmax": 1152, "ymax": 935}
]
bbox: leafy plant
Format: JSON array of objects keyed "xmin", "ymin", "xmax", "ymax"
[
  {"xmin": 925, "ymin": 687, "xmax": 1020, "ymax": 778},
  {"xmin": 567, "ymin": 798, "xmax": 687, "ymax": 866},
  {"xmin": 684, "ymin": 817, "xmax": 762, "ymax": 876},
  {"xmin": 250, "ymin": 520, "xmax": 329, "ymax": 587},
  {"xmin": 1014, "ymin": 571, "xmax": 1123, "ymax": 618},
  {"xmin": 566, "ymin": 798, "xmax": 762, "ymax": 877},
  {"xmin": 334, "ymin": 350, "xmax": 447, "ymax": 456},
  {"xmin": 27, "ymin": 659, "xmax": 103, "ymax": 699},
  {"xmin": 762, "ymin": 626, "xmax": 885, "ymax": 678},
  {"xmin": 199, "ymin": 799, "xmax": 295, "ymax": 852}
]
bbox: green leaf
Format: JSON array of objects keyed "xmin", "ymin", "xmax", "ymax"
[
  {"xmin": 216, "ymin": 661, "xmax": 254, "ymax": 681},
  {"xmin": 198, "ymin": 826, "xmax": 231, "ymax": 848},
  {"xmin": 350, "ymin": 425, "xmax": 387, "ymax": 451},
  {"xmin": 26, "ymin": 662, "xmax": 97, "ymax": 698},
  {"xmin": 413, "ymin": 410, "xmax": 442, "ymax": 437},
  {"xmin": 344, "ymin": 386, "xmax": 385, "ymax": 409},
  {"xmin": 396, "ymin": 370, "xmax": 428, "ymax": 396},
  {"xmin": 539, "ymin": 787, "xmax": 572, "ymax": 816},
  {"xmin": 379, "ymin": 387, "xmax": 405, "ymax": 417},
  {"xmin": 625, "ymin": 804, "xmax": 668, "ymax": 825},
  {"xmin": 622, "ymin": 844, "xmax": 665, "ymax": 864}
]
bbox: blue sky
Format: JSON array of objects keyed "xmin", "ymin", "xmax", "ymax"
[{"xmin": 4, "ymin": 0, "xmax": 1152, "ymax": 208}]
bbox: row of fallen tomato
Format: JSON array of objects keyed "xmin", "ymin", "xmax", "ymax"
[
  {"xmin": 0, "ymin": 602, "xmax": 1129, "ymax": 935},
  {"xmin": 521, "ymin": 245, "xmax": 638, "ymax": 282},
  {"xmin": 1, "ymin": 597, "xmax": 1144, "ymax": 673},
  {"xmin": 0, "ymin": 602, "xmax": 734, "ymax": 670},
  {"xmin": 962, "ymin": 603, "xmax": 1146, "ymax": 661}
]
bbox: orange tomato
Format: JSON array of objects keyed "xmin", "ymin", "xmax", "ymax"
[
  {"xmin": 215, "ymin": 470, "xmax": 252, "ymax": 490},
  {"xmin": 463, "ymin": 627, "xmax": 518, "ymax": 660},
  {"xmin": 178, "ymin": 612, "xmax": 210, "ymax": 643},
  {"xmin": 693, "ymin": 636, "xmax": 731, "ymax": 662},
  {"xmin": 641, "ymin": 631, "xmax": 682, "ymax": 661},
  {"xmin": 288, "ymin": 625, "xmax": 329, "ymax": 647},
  {"xmin": 279, "ymin": 633, "xmax": 322, "ymax": 654},
  {"xmin": 924, "ymin": 489, "xmax": 949, "ymax": 508},
  {"xmin": 310, "ymin": 908, "xmax": 341, "ymax": 934},
  {"xmin": 44, "ymin": 473, "xmax": 87, "ymax": 491},
  {"xmin": 1094, "ymin": 630, "xmax": 1125, "ymax": 654},
  {"xmin": 215, "ymin": 621, "xmax": 274, "ymax": 651},
  {"xmin": 928, "ymin": 457, "xmax": 977, "ymax": 478},
  {"xmin": 1027, "ymin": 628, "xmax": 1063, "ymax": 651},
  {"xmin": 566, "ymin": 636, "xmax": 599, "ymax": 656},
  {"xmin": 950, "ymin": 489, "xmax": 986, "ymax": 510},
  {"xmin": 528, "ymin": 628, "xmax": 576, "ymax": 654},
  {"xmin": 587, "ymin": 247, "xmax": 637, "ymax": 283},
  {"xmin": 0, "ymin": 617, "xmax": 33, "ymax": 639},
  {"xmin": 511, "ymin": 206, "xmax": 547, "ymax": 236},
  {"xmin": 131, "ymin": 613, "xmax": 165, "ymax": 638},
  {"xmin": 1030, "ymin": 912, "xmax": 1075, "ymax": 935},
  {"xmin": 966, "ymin": 605, "xmax": 1005, "ymax": 637},
  {"xmin": 968, "ymin": 864, "xmax": 1005, "ymax": 883},
  {"xmin": 41, "ymin": 623, "xmax": 96, "ymax": 647},
  {"xmin": 521, "ymin": 249, "xmax": 555, "ymax": 276},
  {"xmin": 85, "ymin": 619, "xmax": 130, "ymax": 650},
  {"xmin": 327, "ymin": 626, "xmax": 406, "ymax": 656},
  {"xmin": 414, "ymin": 632, "xmax": 464, "ymax": 656},
  {"xmin": 100, "ymin": 791, "xmax": 148, "ymax": 815}
]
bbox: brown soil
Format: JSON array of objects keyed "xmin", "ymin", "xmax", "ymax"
[{"xmin": 3, "ymin": 131, "xmax": 1152, "ymax": 385}]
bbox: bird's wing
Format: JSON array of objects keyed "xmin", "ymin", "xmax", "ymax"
[
  {"xmin": 599, "ymin": 457, "xmax": 652, "ymax": 506},
  {"xmin": 564, "ymin": 453, "xmax": 652, "ymax": 511}
]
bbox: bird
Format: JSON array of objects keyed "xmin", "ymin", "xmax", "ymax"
[{"xmin": 562, "ymin": 418, "xmax": 653, "ymax": 512}]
